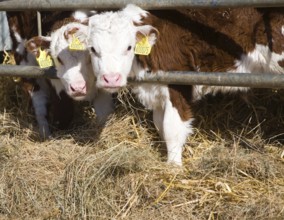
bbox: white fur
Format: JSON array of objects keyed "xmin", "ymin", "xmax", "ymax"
[
  {"xmin": 132, "ymin": 66, "xmax": 194, "ymax": 165},
  {"xmin": 87, "ymin": 5, "xmax": 151, "ymax": 91},
  {"xmin": 133, "ymin": 81, "xmax": 194, "ymax": 165},
  {"xmin": 192, "ymin": 44, "xmax": 284, "ymax": 101},
  {"xmin": 48, "ymin": 22, "xmax": 114, "ymax": 122},
  {"xmin": 50, "ymin": 22, "xmax": 96, "ymax": 101},
  {"xmin": 163, "ymin": 100, "xmax": 194, "ymax": 165},
  {"xmin": 238, "ymin": 44, "xmax": 284, "ymax": 74},
  {"xmin": 121, "ymin": 4, "xmax": 148, "ymax": 24}
]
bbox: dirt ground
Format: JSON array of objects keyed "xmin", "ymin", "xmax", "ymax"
[{"xmin": 0, "ymin": 77, "xmax": 284, "ymax": 219}]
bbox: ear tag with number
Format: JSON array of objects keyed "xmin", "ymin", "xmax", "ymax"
[
  {"xmin": 134, "ymin": 36, "xmax": 152, "ymax": 56},
  {"xmin": 69, "ymin": 34, "xmax": 85, "ymax": 51},
  {"xmin": 36, "ymin": 48, "xmax": 53, "ymax": 68}
]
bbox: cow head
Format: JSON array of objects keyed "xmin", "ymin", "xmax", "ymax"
[
  {"xmin": 26, "ymin": 23, "xmax": 95, "ymax": 101},
  {"xmin": 87, "ymin": 4, "xmax": 157, "ymax": 93}
]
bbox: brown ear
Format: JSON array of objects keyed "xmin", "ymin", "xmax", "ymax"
[{"xmin": 25, "ymin": 36, "xmax": 51, "ymax": 58}]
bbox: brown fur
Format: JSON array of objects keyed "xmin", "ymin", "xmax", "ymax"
[
  {"xmin": 168, "ymin": 85, "xmax": 193, "ymax": 121},
  {"xmin": 135, "ymin": 8, "xmax": 284, "ymax": 121},
  {"xmin": 52, "ymin": 17, "xmax": 79, "ymax": 32},
  {"xmin": 25, "ymin": 36, "xmax": 51, "ymax": 58}
]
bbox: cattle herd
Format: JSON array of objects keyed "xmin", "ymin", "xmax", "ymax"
[{"xmin": 2, "ymin": 4, "xmax": 284, "ymax": 166}]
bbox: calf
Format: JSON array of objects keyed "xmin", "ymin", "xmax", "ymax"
[
  {"xmin": 87, "ymin": 5, "xmax": 284, "ymax": 165},
  {"xmin": 8, "ymin": 11, "xmax": 113, "ymax": 139},
  {"xmin": 26, "ymin": 20, "xmax": 114, "ymax": 125},
  {"xmin": 7, "ymin": 11, "xmax": 74, "ymax": 139}
]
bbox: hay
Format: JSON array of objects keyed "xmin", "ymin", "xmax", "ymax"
[{"xmin": 0, "ymin": 77, "xmax": 284, "ymax": 219}]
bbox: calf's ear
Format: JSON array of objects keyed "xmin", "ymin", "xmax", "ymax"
[
  {"xmin": 25, "ymin": 36, "xmax": 51, "ymax": 58},
  {"xmin": 136, "ymin": 25, "xmax": 159, "ymax": 46},
  {"xmin": 122, "ymin": 4, "xmax": 149, "ymax": 24},
  {"xmin": 64, "ymin": 27, "xmax": 79, "ymax": 40},
  {"xmin": 64, "ymin": 24, "xmax": 88, "ymax": 46}
]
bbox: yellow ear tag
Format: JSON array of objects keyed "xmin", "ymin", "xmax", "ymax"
[
  {"xmin": 36, "ymin": 48, "xmax": 53, "ymax": 68},
  {"xmin": 2, "ymin": 50, "xmax": 16, "ymax": 65},
  {"xmin": 134, "ymin": 36, "xmax": 152, "ymax": 56},
  {"xmin": 69, "ymin": 34, "xmax": 85, "ymax": 51}
]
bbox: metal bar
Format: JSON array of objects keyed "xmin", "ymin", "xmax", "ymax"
[
  {"xmin": 37, "ymin": 11, "xmax": 42, "ymax": 36},
  {"xmin": 1, "ymin": 0, "xmax": 284, "ymax": 11},
  {"xmin": 0, "ymin": 65, "xmax": 284, "ymax": 89},
  {"xmin": 128, "ymin": 71, "xmax": 284, "ymax": 89},
  {"xmin": 0, "ymin": 65, "xmax": 58, "ymax": 78}
]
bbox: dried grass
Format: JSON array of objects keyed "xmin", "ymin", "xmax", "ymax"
[{"xmin": 0, "ymin": 78, "xmax": 284, "ymax": 219}]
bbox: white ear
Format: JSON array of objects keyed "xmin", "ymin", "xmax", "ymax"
[
  {"xmin": 122, "ymin": 4, "xmax": 148, "ymax": 24},
  {"xmin": 136, "ymin": 25, "xmax": 158, "ymax": 46},
  {"xmin": 64, "ymin": 23, "xmax": 88, "ymax": 44}
]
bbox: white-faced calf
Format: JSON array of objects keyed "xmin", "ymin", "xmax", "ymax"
[
  {"xmin": 87, "ymin": 5, "xmax": 284, "ymax": 166},
  {"xmin": 26, "ymin": 20, "xmax": 114, "ymax": 128}
]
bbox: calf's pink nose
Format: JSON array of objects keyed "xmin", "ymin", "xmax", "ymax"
[
  {"xmin": 70, "ymin": 82, "xmax": 87, "ymax": 95},
  {"xmin": 102, "ymin": 73, "xmax": 122, "ymax": 87}
]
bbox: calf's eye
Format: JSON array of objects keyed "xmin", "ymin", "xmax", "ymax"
[
  {"xmin": 91, "ymin": 47, "xmax": 96, "ymax": 53},
  {"xmin": 90, "ymin": 46, "xmax": 100, "ymax": 57},
  {"xmin": 127, "ymin": 46, "xmax": 132, "ymax": 51}
]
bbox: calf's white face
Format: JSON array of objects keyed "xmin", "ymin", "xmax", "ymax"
[
  {"xmin": 87, "ymin": 4, "xmax": 156, "ymax": 93},
  {"xmin": 26, "ymin": 23, "xmax": 95, "ymax": 101},
  {"xmin": 50, "ymin": 23, "xmax": 94, "ymax": 101}
]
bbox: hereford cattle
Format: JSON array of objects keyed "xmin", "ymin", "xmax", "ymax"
[
  {"xmin": 26, "ymin": 20, "xmax": 114, "ymax": 125},
  {"xmin": 7, "ymin": 10, "xmax": 113, "ymax": 139},
  {"xmin": 7, "ymin": 11, "xmax": 74, "ymax": 139},
  {"xmin": 87, "ymin": 5, "xmax": 284, "ymax": 165}
]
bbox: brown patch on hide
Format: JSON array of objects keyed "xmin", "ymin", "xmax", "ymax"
[
  {"xmin": 25, "ymin": 36, "xmax": 51, "ymax": 58},
  {"xmin": 135, "ymin": 8, "xmax": 284, "ymax": 121},
  {"xmin": 254, "ymin": 8, "xmax": 284, "ymax": 55},
  {"xmin": 136, "ymin": 8, "xmax": 264, "ymax": 73},
  {"xmin": 6, "ymin": 11, "xmax": 72, "ymax": 63},
  {"xmin": 278, "ymin": 59, "xmax": 284, "ymax": 68},
  {"xmin": 51, "ymin": 17, "xmax": 79, "ymax": 32},
  {"xmin": 6, "ymin": 11, "xmax": 72, "ymax": 48},
  {"xmin": 169, "ymin": 85, "xmax": 193, "ymax": 122},
  {"xmin": 64, "ymin": 27, "xmax": 79, "ymax": 40},
  {"xmin": 136, "ymin": 8, "xmax": 284, "ymax": 73}
]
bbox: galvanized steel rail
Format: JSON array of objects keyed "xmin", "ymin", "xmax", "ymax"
[
  {"xmin": 1, "ymin": 65, "xmax": 284, "ymax": 89},
  {"xmin": 1, "ymin": 0, "xmax": 284, "ymax": 11},
  {"xmin": 1, "ymin": 0, "xmax": 284, "ymax": 89}
]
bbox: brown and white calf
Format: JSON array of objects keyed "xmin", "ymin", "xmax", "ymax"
[
  {"xmin": 26, "ymin": 19, "xmax": 114, "ymax": 125},
  {"xmin": 8, "ymin": 11, "xmax": 113, "ymax": 139},
  {"xmin": 87, "ymin": 5, "xmax": 284, "ymax": 165},
  {"xmin": 7, "ymin": 11, "xmax": 74, "ymax": 139}
]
